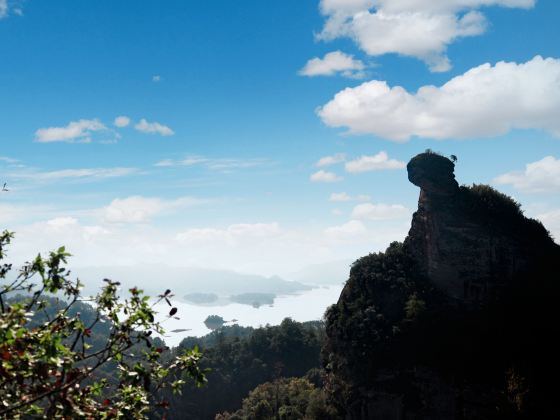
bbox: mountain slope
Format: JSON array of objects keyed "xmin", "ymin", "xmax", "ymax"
[{"xmin": 324, "ymin": 152, "xmax": 560, "ymax": 419}]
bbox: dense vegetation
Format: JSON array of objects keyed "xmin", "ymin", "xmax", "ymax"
[
  {"xmin": 325, "ymin": 239, "xmax": 559, "ymax": 417},
  {"xmin": 459, "ymin": 184, "xmax": 551, "ymax": 240},
  {"xmin": 323, "ymin": 156, "xmax": 560, "ymax": 418},
  {"xmin": 216, "ymin": 376, "xmax": 338, "ymax": 420},
  {"xmin": 163, "ymin": 319, "xmax": 326, "ymax": 419},
  {"xmin": 323, "ymin": 242, "xmax": 437, "ymax": 398}
]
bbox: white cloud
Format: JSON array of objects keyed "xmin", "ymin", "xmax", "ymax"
[
  {"xmin": 329, "ymin": 192, "xmax": 371, "ymax": 202},
  {"xmin": 330, "ymin": 192, "xmax": 351, "ymax": 202},
  {"xmin": 152, "ymin": 75, "xmax": 161, "ymax": 82},
  {"xmin": 345, "ymin": 151, "xmax": 405, "ymax": 172},
  {"xmin": 0, "ymin": 0, "xmax": 8, "ymax": 18},
  {"xmin": 0, "ymin": 203, "xmax": 22, "ymax": 223},
  {"xmin": 20, "ymin": 167, "xmax": 138, "ymax": 181},
  {"xmin": 154, "ymin": 159, "xmax": 175, "ymax": 167},
  {"xmin": 0, "ymin": 156, "xmax": 19, "ymax": 165},
  {"xmin": 494, "ymin": 156, "xmax": 560, "ymax": 193},
  {"xmin": 324, "ymin": 220, "xmax": 368, "ymax": 240},
  {"xmin": 310, "ymin": 170, "xmax": 343, "ymax": 183},
  {"xmin": 35, "ymin": 119, "xmax": 107, "ymax": 143},
  {"xmin": 176, "ymin": 223, "xmax": 281, "ymax": 244},
  {"xmin": 299, "ymin": 51, "xmax": 366, "ymax": 78},
  {"xmin": 134, "ymin": 119, "xmax": 174, "ymax": 136},
  {"xmin": 204, "ymin": 159, "xmax": 268, "ymax": 171},
  {"xmin": 46, "ymin": 216, "xmax": 79, "ymax": 229},
  {"xmin": 536, "ymin": 209, "xmax": 560, "ymax": 241},
  {"xmin": 5, "ymin": 214, "xmax": 409, "ymax": 278},
  {"xmin": 351, "ymin": 203, "xmax": 410, "ymax": 220},
  {"xmin": 316, "ymin": 153, "xmax": 346, "ymax": 167},
  {"xmin": 104, "ymin": 196, "xmax": 203, "ymax": 224},
  {"xmin": 319, "ymin": 56, "xmax": 560, "ymax": 141},
  {"xmin": 317, "ymin": 0, "xmax": 534, "ymax": 72},
  {"xmin": 114, "ymin": 116, "xmax": 131, "ymax": 127},
  {"xmin": 154, "ymin": 156, "xmax": 268, "ymax": 171}
]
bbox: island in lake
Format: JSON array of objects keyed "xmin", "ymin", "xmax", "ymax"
[{"xmin": 229, "ymin": 293, "xmax": 276, "ymax": 308}]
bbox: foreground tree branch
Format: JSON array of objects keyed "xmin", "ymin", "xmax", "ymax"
[{"xmin": 0, "ymin": 230, "xmax": 206, "ymax": 418}]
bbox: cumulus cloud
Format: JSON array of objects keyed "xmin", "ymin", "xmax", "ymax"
[
  {"xmin": 315, "ymin": 153, "xmax": 346, "ymax": 167},
  {"xmin": 494, "ymin": 156, "xmax": 560, "ymax": 193},
  {"xmin": 103, "ymin": 196, "xmax": 202, "ymax": 224},
  {"xmin": 351, "ymin": 203, "xmax": 410, "ymax": 220},
  {"xmin": 310, "ymin": 170, "xmax": 343, "ymax": 183},
  {"xmin": 114, "ymin": 116, "xmax": 131, "ymax": 127},
  {"xmin": 317, "ymin": 0, "xmax": 534, "ymax": 71},
  {"xmin": 324, "ymin": 220, "xmax": 368, "ymax": 240},
  {"xmin": 28, "ymin": 217, "xmax": 109, "ymax": 241},
  {"xmin": 345, "ymin": 151, "xmax": 405, "ymax": 172},
  {"xmin": 536, "ymin": 209, "xmax": 560, "ymax": 241},
  {"xmin": 134, "ymin": 119, "xmax": 174, "ymax": 136},
  {"xmin": 299, "ymin": 51, "xmax": 366, "ymax": 78},
  {"xmin": 152, "ymin": 75, "xmax": 162, "ymax": 82},
  {"xmin": 319, "ymin": 56, "xmax": 560, "ymax": 141},
  {"xmin": 35, "ymin": 119, "xmax": 107, "ymax": 143}
]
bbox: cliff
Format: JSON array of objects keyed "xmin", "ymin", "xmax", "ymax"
[{"xmin": 324, "ymin": 152, "xmax": 560, "ymax": 419}]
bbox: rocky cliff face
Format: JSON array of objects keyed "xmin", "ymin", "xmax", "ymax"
[
  {"xmin": 405, "ymin": 152, "xmax": 557, "ymax": 302},
  {"xmin": 324, "ymin": 152, "xmax": 560, "ymax": 419}
]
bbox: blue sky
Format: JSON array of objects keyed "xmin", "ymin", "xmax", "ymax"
[{"xmin": 1, "ymin": 0, "xmax": 559, "ymax": 276}]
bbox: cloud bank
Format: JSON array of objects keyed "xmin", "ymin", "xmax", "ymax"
[
  {"xmin": 494, "ymin": 156, "xmax": 560, "ymax": 193},
  {"xmin": 317, "ymin": 0, "xmax": 535, "ymax": 71},
  {"xmin": 318, "ymin": 56, "xmax": 560, "ymax": 141},
  {"xmin": 104, "ymin": 196, "xmax": 202, "ymax": 224}
]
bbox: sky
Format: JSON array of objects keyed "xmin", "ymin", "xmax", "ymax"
[{"xmin": 1, "ymin": 0, "xmax": 559, "ymax": 278}]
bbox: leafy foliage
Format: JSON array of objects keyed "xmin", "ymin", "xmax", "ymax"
[
  {"xmin": 0, "ymin": 231, "xmax": 206, "ymax": 418},
  {"xmin": 324, "ymin": 242, "xmax": 434, "ymax": 381},
  {"xmin": 216, "ymin": 377, "xmax": 339, "ymax": 420},
  {"xmin": 459, "ymin": 184, "xmax": 551, "ymax": 240},
  {"xmin": 164, "ymin": 319, "xmax": 325, "ymax": 419},
  {"xmin": 323, "ymin": 185, "xmax": 560, "ymax": 417}
]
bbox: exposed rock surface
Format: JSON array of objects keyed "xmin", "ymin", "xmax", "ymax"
[
  {"xmin": 405, "ymin": 152, "xmax": 556, "ymax": 302},
  {"xmin": 324, "ymin": 152, "xmax": 560, "ymax": 419}
]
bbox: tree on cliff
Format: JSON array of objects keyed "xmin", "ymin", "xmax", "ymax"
[{"xmin": 0, "ymin": 230, "xmax": 206, "ymax": 418}]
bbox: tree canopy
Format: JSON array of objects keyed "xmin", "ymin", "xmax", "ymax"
[{"xmin": 0, "ymin": 231, "xmax": 206, "ymax": 418}]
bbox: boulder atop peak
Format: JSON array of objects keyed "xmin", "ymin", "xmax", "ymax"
[{"xmin": 407, "ymin": 152, "xmax": 459, "ymax": 196}]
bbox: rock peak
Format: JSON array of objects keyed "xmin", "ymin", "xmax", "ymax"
[{"xmin": 407, "ymin": 152, "xmax": 458, "ymax": 196}]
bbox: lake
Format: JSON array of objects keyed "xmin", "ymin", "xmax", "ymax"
[{"xmin": 153, "ymin": 284, "xmax": 344, "ymax": 347}]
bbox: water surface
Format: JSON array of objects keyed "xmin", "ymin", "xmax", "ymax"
[{"xmin": 153, "ymin": 285, "xmax": 344, "ymax": 347}]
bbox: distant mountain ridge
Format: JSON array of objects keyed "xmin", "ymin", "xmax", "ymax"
[
  {"xmin": 324, "ymin": 152, "xmax": 560, "ymax": 419},
  {"xmin": 73, "ymin": 265, "xmax": 311, "ymax": 299}
]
